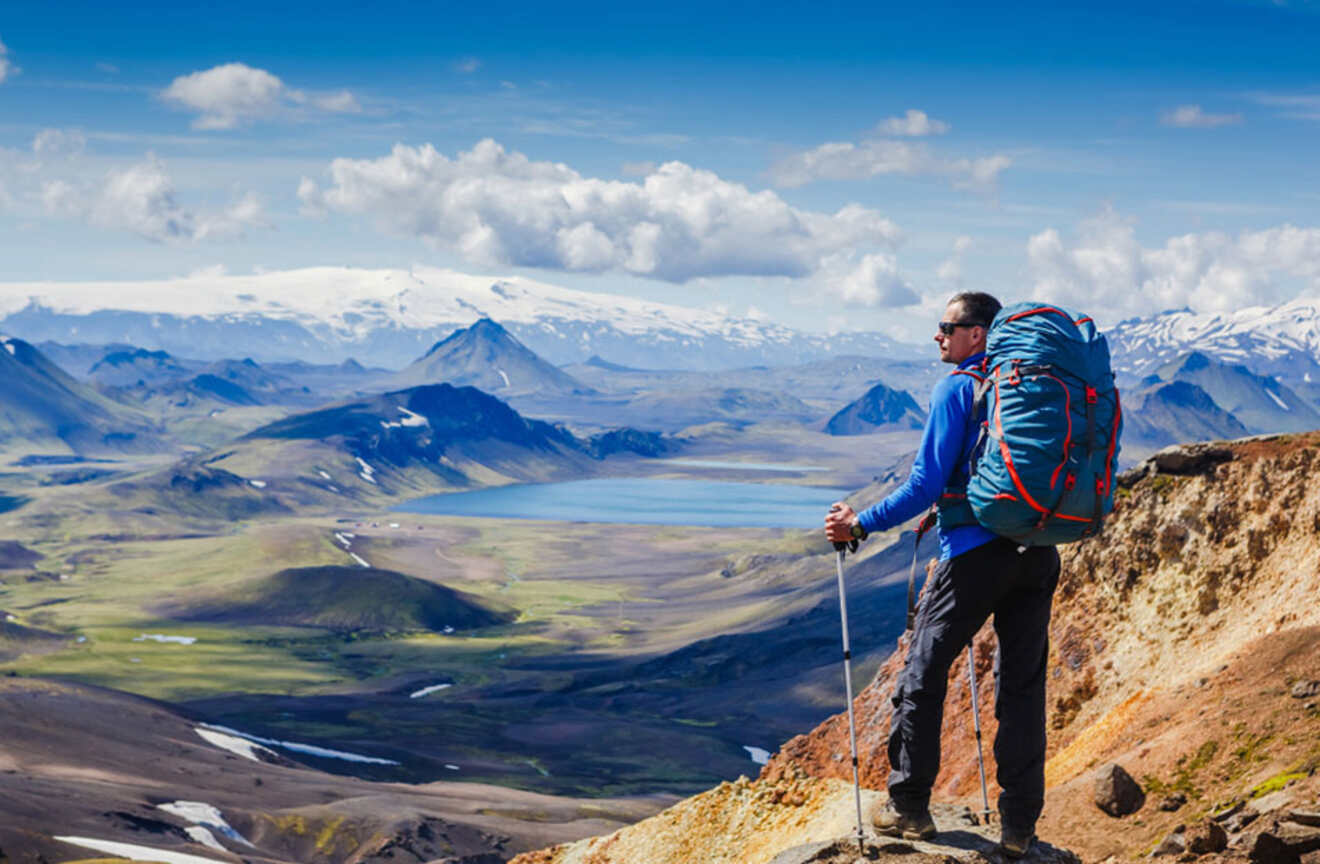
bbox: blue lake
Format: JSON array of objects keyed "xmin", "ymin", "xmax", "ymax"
[{"xmin": 394, "ymin": 477, "xmax": 851, "ymax": 528}]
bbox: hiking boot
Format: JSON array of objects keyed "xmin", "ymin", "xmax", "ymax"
[
  {"xmin": 870, "ymin": 800, "xmax": 936, "ymax": 840},
  {"xmin": 999, "ymin": 824, "xmax": 1035, "ymax": 859}
]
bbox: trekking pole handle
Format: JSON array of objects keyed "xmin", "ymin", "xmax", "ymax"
[{"xmin": 833, "ymin": 540, "xmax": 859, "ymax": 554}]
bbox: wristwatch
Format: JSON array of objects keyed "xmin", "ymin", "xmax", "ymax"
[{"xmin": 850, "ymin": 522, "xmax": 868, "ymax": 541}]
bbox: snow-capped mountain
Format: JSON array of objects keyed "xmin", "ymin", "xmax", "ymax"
[
  {"xmin": 0, "ymin": 266, "xmax": 910, "ymax": 371},
  {"xmin": 1106, "ymin": 298, "xmax": 1320, "ymax": 388}
]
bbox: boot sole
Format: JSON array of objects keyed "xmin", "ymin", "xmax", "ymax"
[
  {"xmin": 1000, "ymin": 838, "xmax": 1034, "ymax": 859},
  {"xmin": 876, "ymin": 825, "xmax": 938, "ymax": 841}
]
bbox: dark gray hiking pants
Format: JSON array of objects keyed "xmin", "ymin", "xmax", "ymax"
[{"xmin": 887, "ymin": 537, "xmax": 1060, "ymax": 832}]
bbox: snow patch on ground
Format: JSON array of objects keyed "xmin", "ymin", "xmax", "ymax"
[
  {"xmin": 334, "ymin": 532, "xmax": 352, "ymax": 548},
  {"xmin": 198, "ymin": 723, "xmax": 400, "ymax": 765},
  {"xmin": 183, "ymin": 826, "xmax": 226, "ymax": 852},
  {"xmin": 3, "ymin": 340, "xmax": 14, "ymax": 355},
  {"xmin": 318, "ymin": 469, "xmax": 332, "ymax": 479},
  {"xmin": 445, "ymin": 763, "xmax": 461, "ymax": 770},
  {"xmin": 744, "ymin": 745, "xmax": 771, "ymax": 765},
  {"xmin": 497, "ymin": 368, "xmax": 511, "ymax": 388},
  {"xmin": 1267, "ymin": 389, "xmax": 1291, "ymax": 411},
  {"xmin": 409, "ymin": 683, "xmax": 452, "ymax": 699},
  {"xmin": 350, "ymin": 552, "xmax": 370, "ymax": 568},
  {"xmin": 158, "ymin": 801, "xmax": 255, "ymax": 848},
  {"xmin": 54, "ymin": 837, "xmax": 228, "ymax": 864},
  {"xmin": 195, "ymin": 726, "xmax": 280, "ymax": 763},
  {"xmin": 248, "ymin": 479, "xmax": 267, "ymax": 488},
  {"xmin": 134, "ymin": 633, "xmax": 197, "ymax": 645}
]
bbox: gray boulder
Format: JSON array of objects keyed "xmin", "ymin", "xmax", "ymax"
[
  {"xmin": 1094, "ymin": 762, "xmax": 1146, "ymax": 817},
  {"xmin": 1289, "ymin": 680, "xmax": 1320, "ymax": 699},
  {"xmin": 1249, "ymin": 821, "xmax": 1320, "ymax": 863}
]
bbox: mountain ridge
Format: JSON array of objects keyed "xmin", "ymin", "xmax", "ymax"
[{"xmin": 0, "ymin": 267, "xmax": 911, "ymax": 370}]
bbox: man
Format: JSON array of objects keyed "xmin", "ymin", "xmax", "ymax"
[{"xmin": 824, "ymin": 292, "xmax": 1060, "ymax": 859}]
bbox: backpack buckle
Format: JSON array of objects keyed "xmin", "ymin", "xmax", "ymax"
[
  {"xmin": 1085, "ymin": 386, "xmax": 1098, "ymax": 404},
  {"xmin": 1065, "ymin": 473, "xmax": 1077, "ymax": 491}
]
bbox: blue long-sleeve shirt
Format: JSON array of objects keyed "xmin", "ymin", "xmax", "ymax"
[{"xmin": 855, "ymin": 353, "xmax": 997, "ymax": 560}]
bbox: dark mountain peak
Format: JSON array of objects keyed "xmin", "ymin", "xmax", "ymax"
[
  {"xmin": 339, "ymin": 357, "xmax": 366, "ymax": 373},
  {"xmin": 0, "ymin": 338, "xmax": 161, "ymax": 454},
  {"xmin": 825, "ymin": 381, "xmax": 926, "ymax": 436},
  {"xmin": 98, "ymin": 347, "xmax": 173, "ymax": 367},
  {"xmin": 2, "ymin": 336, "xmax": 38, "ymax": 365},
  {"xmin": 424, "ymin": 318, "xmax": 516, "ymax": 358},
  {"xmin": 1180, "ymin": 351, "xmax": 1213, "ymax": 372},
  {"xmin": 397, "ymin": 318, "xmax": 583, "ymax": 396},
  {"xmin": 1139, "ymin": 373, "xmax": 1162, "ymax": 387},
  {"xmin": 585, "ymin": 354, "xmax": 642, "ymax": 372},
  {"xmin": 1145, "ymin": 379, "xmax": 1216, "ymax": 409}
]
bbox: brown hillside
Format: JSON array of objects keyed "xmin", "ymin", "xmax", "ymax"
[{"xmin": 522, "ymin": 433, "xmax": 1320, "ymax": 863}]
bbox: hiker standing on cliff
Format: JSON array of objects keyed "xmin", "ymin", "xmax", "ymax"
[{"xmin": 824, "ymin": 291, "xmax": 1060, "ymax": 858}]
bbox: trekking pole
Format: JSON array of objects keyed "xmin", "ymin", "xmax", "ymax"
[
  {"xmin": 832, "ymin": 540, "xmax": 866, "ymax": 859},
  {"xmin": 965, "ymin": 643, "xmax": 992, "ymax": 823}
]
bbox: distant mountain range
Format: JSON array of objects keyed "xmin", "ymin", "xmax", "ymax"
[
  {"xmin": 1153, "ymin": 351, "xmax": 1320, "ymax": 433},
  {"xmin": 0, "ymin": 266, "xmax": 913, "ymax": 371},
  {"xmin": 1106, "ymin": 300, "xmax": 1320, "ymax": 393}
]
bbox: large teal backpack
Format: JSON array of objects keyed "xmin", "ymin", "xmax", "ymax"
[{"xmin": 962, "ymin": 302, "xmax": 1123, "ymax": 546}]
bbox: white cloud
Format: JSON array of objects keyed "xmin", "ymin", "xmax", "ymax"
[
  {"xmin": 0, "ymin": 37, "xmax": 14, "ymax": 84},
  {"xmin": 32, "ymin": 129, "xmax": 87, "ymax": 157},
  {"xmin": 877, "ymin": 109, "xmax": 950, "ymax": 137},
  {"xmin": 311, "ymin": 89, "xmax": 360, "ymax": 113},
  {"xmin": 161, "ymin": 62, "xmax": 359, "ymax": 129},
  {"xmin": 1026, "ymin": 207, "xmax": 1320, "ymax": 322},
  {"xmin": 831, "ymin": 253, "xmax": 919, "ymax": 306},
  {"xmin": 1246, "ymin": 90, "xmax": 1320, "ymax": 121},
  {"xmin": 1161, "ymin": 104, "xmax": 1244, "ymax": 128},
  {"xmin": 770, "ymin": 135, "xmax": 1011, "ymax": 191},
  {"xmin": 40, "ymin": 154, "xmax": 271, "ymax": 242},
  {"xmin": 456, "ymin": 57, "xmax": 481, "ymax": 74},
  {"xmin": 936, "ymin": 235, "xmax": 974, "ymax": 285},
  {"xmin": 92, "ymin": 156, "xmax": 198, "ymax": 240},
  {"xmin": 41, "ymin": 180, "xmax": 79, "ymax": 217},
  {"xmin": 299, "ymin": 138, "xmax": 908, "ymax": 290},
  {"xmin": 96, "ymin": 61, "xmax": 119, "ymax": 75}
]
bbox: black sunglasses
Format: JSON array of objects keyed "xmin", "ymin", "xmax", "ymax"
[{"xmin": 937, "ymin": 320, "xmax": 983, "ymax": 335}]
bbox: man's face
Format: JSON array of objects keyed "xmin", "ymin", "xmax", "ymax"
[{"xmin": 934, "ymin": 302, "xmax": 983, "ymax": 365}]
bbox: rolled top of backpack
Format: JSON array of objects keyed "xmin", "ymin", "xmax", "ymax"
[{"xmin": 987, "ymin": 303, "xmax": 1114, "ymax": 389}]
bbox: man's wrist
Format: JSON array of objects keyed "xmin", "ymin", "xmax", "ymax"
[{"xmin": 849, "ymin": 521, "xmax": 868, "ymax": 541}]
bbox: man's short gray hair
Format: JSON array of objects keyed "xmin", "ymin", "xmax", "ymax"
[{"xmin": 948, "ymin": 292, "xmax": 1002, "ymax": 328}]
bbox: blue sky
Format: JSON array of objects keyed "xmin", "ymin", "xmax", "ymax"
[{"xmin": 2, "ymin": 0, "xmax": 1318, "ymax": 338}]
